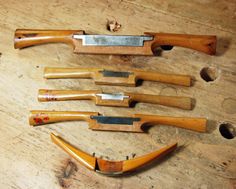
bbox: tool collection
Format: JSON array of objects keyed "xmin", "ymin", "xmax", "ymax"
[{"xmin": 15, "ymin": 29, "xmax": 217, "ymax": 175}]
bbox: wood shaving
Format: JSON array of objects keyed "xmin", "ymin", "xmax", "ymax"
[{"xmin": 106, "ymin": 19, "xmax": 121, "ymax": 32}]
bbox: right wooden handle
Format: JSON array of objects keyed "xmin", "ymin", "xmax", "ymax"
[
  {"xmin": 136, "ymin": 114, "xmax": 207, "ymax": 132},
  {"xmin": 29, "ymin": 110, "xmax": 98, "ymax": 126},
  {"xmin": 38, "ymin": 89, "xmax": 100, "ymax": 102},
  {"xmin": 122, "ymin": 142, "xmax": 178, "ymax": 172},
  {"xmin": 147, "ymin": 33, "xmax": 216, "ymax": 55},
  {"xmin": 44, "ymin": 67, "xmax": 99, "ymax": 79},
  {"xmin": 129, "ymin": 94, "xmax": 193, "ymax": 110},
  {"xmin": 135, "ymin": 71, "xmax": 192, "ymax": 86},
  {"xmin": 14, "ymin": 29, "xmax": 84, "ymax": 49}
]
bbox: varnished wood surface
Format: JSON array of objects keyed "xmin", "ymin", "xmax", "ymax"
[
  {"xmin": 0, "ymin": 1, "xmax": 236, "ymax": 189},
  {"xmin": 29, "ymin": 110, "xmax": 99, "ymax": 126},
  {"xmin": 135, "ymin": 114, "xmax": 206, "ymax": 132},
  {"xmin": 51, "ymin": 133, "xmax": 96, "ymax": 171},
  {"xmin": 38, "ymin": 89, "xmax": 100, "ymax": 102},
  {"xmin": 14, "ymin": 29, "xmax": 84, "ymax": 49}
]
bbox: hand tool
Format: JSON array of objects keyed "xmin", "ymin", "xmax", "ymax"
[
  {"xmin": 44, "ymin": 67, "xmax": 192, "ymax": 87},
  {"xmin": 29, "ymin": 111, "xmax": 207, "ymax": 132},
  {"xmin": 14, "ymin": 29, "xmax": 217, "ymax": 55},
  {"xmin": 38, "ymin": 89, "xmax": 193, "ymax": 110},
  {"xmin": 51, "ymin": 133, "xmax": 178, "ymax": 175}
]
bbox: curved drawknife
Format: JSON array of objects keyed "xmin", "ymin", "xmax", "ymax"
[
  {"xmin": 29, "ymin": 110, "xmax": 207, "ymax": 133},
  {"xmin": 51, "ymin": 133, "xmax": 177, "ymax": 175}
]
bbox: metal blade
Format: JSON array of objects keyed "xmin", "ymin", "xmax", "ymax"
[
  {"xmin": 73, "ymin": 35, "xmax": 153, "ymax": 46},
  {"xmin": 96, "ymin": 93, "xmax": 129, "ymax": 101},
  {"xmin": 91, "ymin": 116, "xmax": 140, "ymax": 125},
  {"xmin": 100, "ymin": 70, "xmax": 132, "ymax": 78}
]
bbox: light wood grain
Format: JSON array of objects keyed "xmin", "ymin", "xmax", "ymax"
[{"xmin": 0, "ymin": 0, "xmax": 235, "ymax": 189}]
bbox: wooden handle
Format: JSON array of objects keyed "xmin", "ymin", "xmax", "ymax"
[
  {"xmin": 14, "ymin": 29, "xmax": 84, "ymax": 49},
  {"xmin": 29, "ymin": 110, "xmax": 98, "ymax": 126},
  {"xmin": 51, "ymin": 133, "xmax": 96, "ymax": 170},
  {"xmin": 136, "ymin": 114, "xmax": 207, "ymax": 132},
  {"xmin": 122, "ymin": 142, "xmax": 177, "ymax": 172},
  {"xmin": 128, "ymin": 93, "xmax": 193, "ymax": 110},
  {"xmin": 38, "ymin": 89, "xmax": 101, "ymax": 101},
  {"xmin": 44, "ymin": 67, "xmax": 100, "ymax": 79},
  {"xmin": 135, "ymin": 71, "xmax": 192, "ymax": 86},
  {"xmin": 146, "ymin": 33, "xmax": 216, "ymax": 55}
]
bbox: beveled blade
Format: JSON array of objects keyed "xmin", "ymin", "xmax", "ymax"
[
  {"xmin": 91, "ymin": 115, "xmax": 140, "ymax": 125},
  {"xmin": 73, "ymin": 35, "xmax": 153, "ymax": 46},
  {"xmin": 100, "ymin": 70, "xmax": 132, "ymax": 78},
  {"xmin": 96, "ymin": 93, "xmax": 129, "ymax": 101}
]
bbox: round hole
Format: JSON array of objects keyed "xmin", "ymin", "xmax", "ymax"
[
  {"xmin": 219, "ymin": 123, "xmax": 236, "ymax": 139},
  {"xmin": 200, "ymin": 67, "xmax": 219, "ymax": 82},
  {"xmin": 160, "ymin": 45, "xmax": 173, "ymax": 51},
  {"xmin": 18, "ymin": 37, "xmax": 21, "ymax": 39}
]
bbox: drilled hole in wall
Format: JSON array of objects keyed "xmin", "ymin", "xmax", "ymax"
[
  {"xmin": 200, "ymin": 67, "xmax": 219, "ymax": 82},
  {"xmin": 219, "ymin": 123, "xmax": 236, "ymax": 139}
]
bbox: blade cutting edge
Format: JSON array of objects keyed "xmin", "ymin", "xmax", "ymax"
[
  {"xmin": 73, "ymin": 35, "xmax": 153, "ymax": 46},
  {"xmin": 100, "ymin": 70, "xmax": 132, "ymax": 78},
  {"xmin": 96, "ymin": 93, "xmax": 129, "ymax": 101},
  {"xmin": 91, "ymin": 116, "xmax": 140, "ymax": 125}
]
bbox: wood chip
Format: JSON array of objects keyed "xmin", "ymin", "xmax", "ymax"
[{"xmin": 106, "ymin": 19, "xmax": 121, "ymax": 32}]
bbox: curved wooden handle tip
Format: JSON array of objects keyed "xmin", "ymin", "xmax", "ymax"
[{"xmin": 14, "ymin": 29, "xmax": 83, "ymax": 49}]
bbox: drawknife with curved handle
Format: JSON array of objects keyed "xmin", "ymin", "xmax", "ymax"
[{"xmin": 51, "ymin": 133, "xmax": 178, "ymax": 175}]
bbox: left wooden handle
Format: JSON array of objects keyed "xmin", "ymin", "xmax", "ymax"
[
  {"xmin": 38, "ymin": 89, "xmax": 100, "ymax": 101},
  {"xmin": 51, "ymin": 133, "xmax": 96, "ymax": 170},
  {"xmin": 44, "ymin": 67, "xmax": 99, "ymax": 79},
  {"xmin": 29, "ymin": 110, "xmax": 98, "ymax": 126},
  {"xmin": 14, "ymin": 29, "xmax": 84, "ymax": 49}
]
